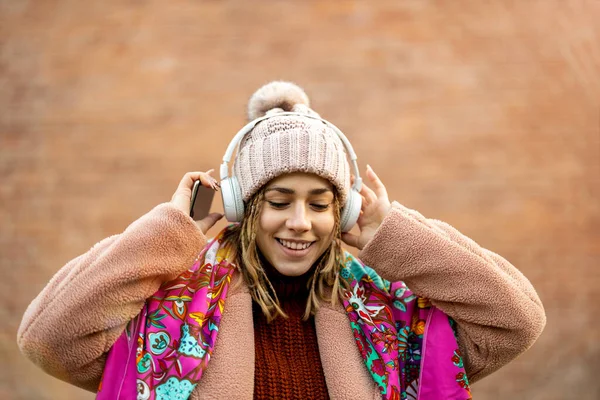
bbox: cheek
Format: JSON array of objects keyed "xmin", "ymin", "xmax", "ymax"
[
  {"xmin": 255, "ymin": 213, "xmax": 273, "ymax": 259},
  {"xmin": 314, "ymin": 212, "xmax": 336, "ymax": 237},
  {"xmin": 257, "ymin": 209, "xmax": 280, "ymax": 238}
]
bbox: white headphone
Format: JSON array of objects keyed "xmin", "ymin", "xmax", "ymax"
[{"xmin": 219, "ymin": 112, "xmax": 363, "ymax": 233}]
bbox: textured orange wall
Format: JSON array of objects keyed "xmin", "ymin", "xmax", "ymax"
[{"xmin": 1, "ymin": 1, "xmax": 599, "ymax": 399}]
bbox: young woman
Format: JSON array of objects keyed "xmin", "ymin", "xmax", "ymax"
[{"xmin": 18, "ymin": 82, "xmax": 545, "ymax": 400}]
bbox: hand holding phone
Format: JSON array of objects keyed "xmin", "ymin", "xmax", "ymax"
[{"xmin": 170, "ymin": 170, "xmax": 222, "ymax": 234}]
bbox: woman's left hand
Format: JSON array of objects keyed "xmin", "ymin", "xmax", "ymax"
[{"xmin": 341, "ymin": 165, "xmax": 392, "ymax": 250}]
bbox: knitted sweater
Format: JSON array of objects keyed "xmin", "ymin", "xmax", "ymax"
[{"xmin": 253, "ymin": 264, "xmax": 329, "ymax": 399}]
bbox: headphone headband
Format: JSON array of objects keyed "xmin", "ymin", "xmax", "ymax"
[{"xmin": 219, "ymin": 112, "xmax": 362, "ymax": 192}]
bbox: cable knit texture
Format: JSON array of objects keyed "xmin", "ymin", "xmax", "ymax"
[
  {"xmin": 234, "ymin": 81, "xmax": 351, "ymax": 204},
  {"xmin": 234, "ymin": 114, "xmax": 350, "ymax": 205},
  {"xmin": 17, "ymin": 201, "xmax": 545, "ymax": 399},
  {"xmin": 252, "ymin": 266, "xmax": 329, "ymax": 400}
]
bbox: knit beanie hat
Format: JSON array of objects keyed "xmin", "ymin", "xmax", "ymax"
[{"xmin": 233, "ymin": 81, "xmax": 351, "ymax": 205}]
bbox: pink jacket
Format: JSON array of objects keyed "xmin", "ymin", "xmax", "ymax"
[{"xmin": 18, "ymin": 202, "xmax": 546, "ymax": 399}]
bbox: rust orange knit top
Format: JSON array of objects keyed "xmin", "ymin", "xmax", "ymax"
[{"xmin": 252, "ymin": 264, "xmax": 330, "ymax": 400}]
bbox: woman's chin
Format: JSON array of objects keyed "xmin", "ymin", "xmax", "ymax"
[{"xmin": 271, "ymin": 261, "xmax": 313, "ymax": 277}]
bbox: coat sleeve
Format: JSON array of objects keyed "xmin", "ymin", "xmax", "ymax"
[
  {"xmin": 358, "ymin": 201, "xmax": 546, "ymax": 383},
  {"xmin": 17, "ymin": 203, "xmax": 207, "ymax": 392}
]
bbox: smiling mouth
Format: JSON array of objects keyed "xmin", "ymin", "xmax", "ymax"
[{"xmin": 276, "ymin": 238, "xmax": 315, "ymax": 251}]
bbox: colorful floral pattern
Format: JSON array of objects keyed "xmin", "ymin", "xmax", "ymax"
[
  {"xmin": 155, "ymin": 377, "xmax": 196, "ymax": 400},
  {"xmin": 339, "ymin": 252, "xmax": 472, "ymax": 400},
  {"xmin": 97, "ymin": 231, "xmax": 235, "ymax": 400}
]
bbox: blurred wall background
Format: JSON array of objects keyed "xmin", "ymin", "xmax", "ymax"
[{"xmin": 1, "ymin": 0, "xmax": 599, "ymax": 399}]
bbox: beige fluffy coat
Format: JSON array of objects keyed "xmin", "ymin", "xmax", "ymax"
[{"xmin": 18, "ymin": 202, "xmax": 546, "ymax": 399}]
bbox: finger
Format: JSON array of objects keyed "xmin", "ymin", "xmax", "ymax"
[
  {"xmin": 366, "ymin": 165, "xmax": 388, "ymax": 199},
  {"xmin": 359, "ymin": 181, "xmax": 377, "ymax": 204},
  {"xmin": 171, "ymin": 171, "xmax": 219, "ymax": 215},
  {"xmin": 176, "ymin": 171, "xmax": 210, "ymax": 192},
  {"xmin": 175, "ymin": 173, "xmax": 196, "ymax": 194},
  {"xmin": 197, "ymin": 212, "xmax": 224, "ymax": 234},
  {"xmin": 341, "ymin": 232, "xmax": 360, "ymax": 248},
  {"xmin": 176, "ymin": 170, "xmax": 218, "ymax": 193},
  {"xmin": 208, "ymin": 179, "xmax": 219, "ymax": 191},
  {"xmin": 360, "ymin": 193, "xmax": 371, "ymax": 208},
  {"xmin": 197, "ymin": 169, "xmax": 220, "ymax": 189}
]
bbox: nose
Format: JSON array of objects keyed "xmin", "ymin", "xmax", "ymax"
[{"xmin": 285, "ymin": 203, "xmax": 311, "ymax": 232}]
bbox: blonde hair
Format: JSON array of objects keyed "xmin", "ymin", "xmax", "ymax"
[{"xmin": 222, "ymin": 186, "xmax": 345, "ymax": 322}]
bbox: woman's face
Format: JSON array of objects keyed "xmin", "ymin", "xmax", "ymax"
[{"xmin": 256, "ymin": 172, "xmax": 336, "ymax": 277}]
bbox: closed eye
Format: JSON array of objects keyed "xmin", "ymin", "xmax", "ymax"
[
  {"xmin": 267, "ymin": 201, "xmax": 330, "ymax": 211},
  {"xmin": 267, "ymin": 201, "xmax": 289, "ymax": 209}
]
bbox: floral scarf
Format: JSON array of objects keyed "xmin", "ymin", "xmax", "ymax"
[
  {"xmin": 97, "ymin": 228, "xmax": 471, "ymax": 400},
  {"xmin": 339, "ymin": 253, "xmax": 472, "ymax": 399}
]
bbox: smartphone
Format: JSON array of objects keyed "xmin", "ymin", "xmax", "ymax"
[{"xmin": 189, "ymin": 179, "xmax": 215, "ymax": 221}]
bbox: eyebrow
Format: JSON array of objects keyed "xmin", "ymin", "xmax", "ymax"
[{"xmin": 265, "ymin": 187, "xmax": 333, "ymax": 195}]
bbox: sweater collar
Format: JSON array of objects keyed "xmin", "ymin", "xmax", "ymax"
[{"xmin": 258, "ymin": 251, "xmax": 316, "ymax": 302}]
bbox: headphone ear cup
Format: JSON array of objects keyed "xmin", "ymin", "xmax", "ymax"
[
  {"xmin": 220, "ymin": 176, "xmax": 245, "ymax": 222},
  {"xmin": 340, "ymin": 189, "xmax": 362, "ymax": 233}
]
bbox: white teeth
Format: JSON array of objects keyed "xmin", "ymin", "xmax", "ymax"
[{"xmin": 278, "ymin": 239, "xmax": 312, "ymax": 250}]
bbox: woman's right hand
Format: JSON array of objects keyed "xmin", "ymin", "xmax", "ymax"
[{"xmin": 170, "ymin": 170, "xmax": 223, "ymax": 234}]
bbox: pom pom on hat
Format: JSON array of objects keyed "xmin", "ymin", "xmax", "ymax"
[{"xmin": 247, "ymin": 81, "xmax": 310, "ymax": 121}]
